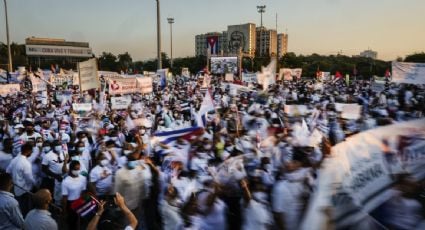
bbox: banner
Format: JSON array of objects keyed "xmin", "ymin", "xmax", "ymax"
[
  {"xmin": 0, "ymin": 84, "xmax": 20, "ymax": 96},
  {"xmin": 98, "ymin": 71, "xmax": 122, "ymax": 79},
  {"xmin": 321, "ymin": 72, "xmax": 331, "ymax": 81},
  {"xmin": 279, "ymin": 68, "xmax": 302, "ymax": 81},
  {"xmin": 181, "ymin": 68, "xmax": 190, "ymax": 77},
  {"xmin": 30, "ymin": 74, "xmax": 47, "ymax": 93},
  {"xmin": 136, "ymin": 77, "xmax": 153, "ymax": 94},
  {"xmin": 111, "ymin": 96, "xmax": 132, "ymax": 110},
  {"xmin": 371, "ymin": 80, "xmax": 386, "ymax": 93},
  {"xmin": 301, "ymin": 119, "xmax": 425, "ymax": 229},
  {"xmin": 241, "ymin": 73, "xmax": 257, "ymax": 83},
  {"xmin": 108, "ymin": 78, "xmax": 137, "ymax": 95},
  {"xmin": 337, "ymin": 103, "xmax": 362, "ymax": 120},
  {"xmin": 284, "ymin": 104, "xmax": 309, "ymax": 116},
  {"xmin": 392, "ymin": 61, "xmax": 425, "ymax": 84},
  {"xmin": 225, "ymin": 73, "xmax": 234, "ymax": 82},
  {"xmin": 78, "ymin": 58, "xmax": 99, "ymax": 91},
  {"xmin": 72, "ymin": 103, "xmax": 92, "ymax": 111}
]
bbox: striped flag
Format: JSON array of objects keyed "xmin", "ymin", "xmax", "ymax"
[
  {"xmin": 153, "ymin": 126, "xmax": 203, "ymax": 145},
  {"xmin": 207, "ymin": 36, "xmax": 219, "ymax": 55}
]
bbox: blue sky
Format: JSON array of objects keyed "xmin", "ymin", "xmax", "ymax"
[{"xmin": 1, "ymin": 0, "xmax": 424, "ymax": 61}]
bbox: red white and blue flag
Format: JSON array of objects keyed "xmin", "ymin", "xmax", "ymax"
[{"xmin": 207, "ymin": 36, "xmax": 219, "ymax": 55}]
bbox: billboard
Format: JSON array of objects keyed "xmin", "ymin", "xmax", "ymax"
[
  {"xmin": 26, "ymin": 45, "xmax": 92, "ymax": 57},
  {"xmin": 210, "ymin": 57, "xmax": 238, "ymax": 74}
]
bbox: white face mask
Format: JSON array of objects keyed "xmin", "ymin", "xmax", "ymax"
[
  {"xmin": 59, "ymin": 130, "xmax": 66, "ymax": 134},
  {"xmin": 71, "ymin": 156, "xmax": 80, "ymax": 161},
  {"xmin": 36, "ymin": 143, "xmax": 43, "ymax": 148},
  {"xmin": 43, "ymin": 147, "xmax": 51, "ymax": 153},
  {"xmin": 78, "ymin": 147, "xmax": 85, "ymax": 153},
  {"xmin": 123, "ymin": 150, "xmax": 132, "ymax": 156},
  {"xmin": 54, "ymin": 146, "xmax": 62, "ymax": 152},
  {"xmin": 100, "ymin": 159, "xmax": 109, "ymax": 167},
  {"xmin": 71, "ymin": 170, "xmax": 80, "ymax": 177}
]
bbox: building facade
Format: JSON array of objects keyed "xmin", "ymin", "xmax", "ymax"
[
  {"xmin": 227, "ymin": 23, "xmax": 256, "ymax": 57},
  {"xmin": 195, "ymin": 32, "xmax": 228, "ymax": 56},
  {"xmin": 25, "ymin": 37, "xmax": 93, "ymax": 69},
  {"xmin": 359, "ymin": 49, "xmax": 378, "ymax": 59},
  {"xmin": 277, "ymin": 33, "xmax": 288, "ymax": 58},
  {"xmin": 256, "ymin": 27, "xmax": 277, "ymax": 57}
]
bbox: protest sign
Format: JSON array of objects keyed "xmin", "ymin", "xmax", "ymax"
[
  {"xmin": 108, "ymin": 78, "xmax": 137, "ymax": 95},
  {"xmin": 136, "ymin": 77, "xmax": 153, "ymax": 94},
  {"xmin": 392, "ymin": 62, "xmax": 425, "ymax": 85},
  {"xmin": 111, "ymin": 96, "xmax": 132, "ymax": 110},
  {"xmin": 72, "ymin": 103, "xmax": 92, "ymax": 111},
  {"xmin": 78, "ymin": 58, "xmax": 99, "ymax": 91},
  {"xmin": 241, "ymin": 73, "xmax": 257, "ymax": 83},
  {"xmin": 279, "ymin": 68, "xmax": 302, "ymax": 81},
  {"xmin": 225, "ymin": 73, "xmax": 234, "ymax": 82},
  {"xmin": 284, "ymin": 104, "xmax": 309, "ymax": 116},
  {"xmin": 302, "ymin": 119, "xmax": 425, "ymax": 229},
  {"xmin": 371, "ymin": 80, "xmax": 386, "ymax": 92},
  {"xmin": 30, "ymin": 74, "xmax": 47, "ymax": 92},
  {"xmin": 335, "ymin": 103, "xmax": 362, "ymax": 120},
  {"xmin": 0, "ymin": 84, "xmax": 20, "ymax": 96},
  {"xmin": 321, "ymin": 72, "xmax": 331, "ymax": 81}
]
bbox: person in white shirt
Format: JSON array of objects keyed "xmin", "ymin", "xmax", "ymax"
[
  {"xmin": 160, "ymin": 185, "xmax": 183, "ymax": 230},
  {"xmin": 62, "ymin": 160, "xmax": 87, "ymax": 229},
  {"xmin": 73, "ymin": 141, "xmax": 92, "ymax": 171},
  {"xmin": 19, "ymin": 123, "xmax": 42, "ymax": 144},
  {"xmin": 41, "ymin": 141, "xmax": 66, "ymax": 205},
  {"xmin": 89, "ymin": 153, "xmax": 113, "ymax": 197},
  {"xmin": 0, "ymin": 138, "xmax": 13, "ymax": 171},
  {"xmin": 6, "ymin": 143, "xmax": 36, "ymax": 217}
]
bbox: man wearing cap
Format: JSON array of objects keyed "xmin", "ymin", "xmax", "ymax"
[{"xmin": 19, "ymin": 122, "xmax": 42, "ymax": 144}]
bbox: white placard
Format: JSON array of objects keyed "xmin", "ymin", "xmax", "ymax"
[
  {"xmin": 78, "ymin": 58, "xmax": 99, "ymax": 91},
  {"xmin": 72, "ymin": 103, "xmax": 92, "ymax": 111},
  {"xmin": 111, "ymin": 96, "xmax": 132, "ymax": 110}
]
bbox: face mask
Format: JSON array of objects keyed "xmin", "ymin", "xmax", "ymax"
[
  {"xmin": 78, "ymin": 147, "xmax": 85, "ymax": 153},
  {"xmin": 71, "ymin": 155, "xmax": 81, "ymax": 161},
  {"xmin": 265, "ymin": 164, "xmax": 273, "ymax": 172},
  {"xmin": 43, "ymin": 147, "xmax": 51, "ymax": 153},
  {"xmin": 123, "ymin": 150, "xmax": 132, "ymax": 156},
  {"xmin": 110, "ymin": 137, "xmax": 118, "ymax": 141},
  {"xmin": 36, "ymin": 143, "xmax": 43, "ymax": 148},
  {"xmin": 54, "ymin": 146, "xmax": 62, "ymax": 152},
  {"xmin": 59, "ymin": 130, "xmax": 66, "ymax": 134},
  {"xmin": 100, "ymin": 159, "xmax": 109, "ymax": 167},
  {"xmin": 81, "ymin": 137, "xmax": 88, "ymax": 142},
  {"xmin": 139, "ymin": 129, "xmax": 146, "ymax": 135},
  {"xmin": 127, "ymin": 161, "xmax": 137, "ymax": 169},
  {"xmin": 71, "ymin": 170, "xmax": 80, "ymax": 176}
]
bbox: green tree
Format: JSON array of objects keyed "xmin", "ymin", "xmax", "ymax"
[
  {"xmin": 98, "ymin": 52, "xmax": 118, "ymax": 71},
  {"xmin": 404, "ymin": 52, "xmax": 425, "ymax": 63},
  {"xmin": 117, "ymin": 52, "xmax": 133, "ymax": 72}
]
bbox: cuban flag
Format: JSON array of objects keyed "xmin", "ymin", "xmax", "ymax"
[
  {"xmin": 153, "ymin": 126, "xmax": 203, "ymax": 145},
  {"xmin": 207, "ymin": 36, "xmax": 219, "ymax": 55}
]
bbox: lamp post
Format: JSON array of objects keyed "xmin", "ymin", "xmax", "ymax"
[
  {"xmin": 3, "ymin": 0, "xmax": 12, "ymax": 72},
  {"xmin": 156, "ymin": 0, "xmax": 162, "ymax": 69},
  {"xmin": 167, "ymin": 17, "xmax": 174, "ymax": 69},
  {"xmin": 257, "ymin": 5, "xmax": 266, "ymax": 29}
]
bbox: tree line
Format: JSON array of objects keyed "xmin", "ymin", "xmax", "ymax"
[{"xmin": 1, "ymin": 42, "xmax": 424, "ymax": 78}]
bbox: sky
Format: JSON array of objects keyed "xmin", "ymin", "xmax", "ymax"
[{"xmin": 1, "ymin": 0, "xmax": 424, "ymax": 61}]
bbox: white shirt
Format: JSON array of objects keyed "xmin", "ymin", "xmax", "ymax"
[
  {"xmin": 243, "ymin": 198, "xmax": 273, "ymax": 230},
  {"xmin": 42, "ymin": 151, "xmax": 65, "ymax": 175},
  {"xmin": 62, "ymin": 175, "xmax": 87, "ymax": 201},
  {"xmin": 19, "ymin": 132, "xmax": 42, "ymax": 143},
  {"xmin": 160, "ymin": 200, "xmax": 183, "ymax": 230},
  {"xmin": 6, "ymin": 154, "xmax": 35, "ymax": 196},
  {"xmin": 89, "ymin": 165, "xmax": 113, "ymax": 195},
  {"xmin": 0, "ymin": 150, "xmax": 13, "ymax": 171}
]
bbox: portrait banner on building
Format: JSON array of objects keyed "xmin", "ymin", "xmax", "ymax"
[
  {"xmin": 392, "ymin": 62, "xmax": 425, "ymax": 85},
  {"xmin": 78, "ymin": 58, "xmax": 100, "ymax": 91},
  {"xmin": 108, "ymin": 78, "xmax": 138, "ymax": 95}
]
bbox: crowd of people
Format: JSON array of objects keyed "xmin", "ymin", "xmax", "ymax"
[{"xmin": 0, "ymin": 70, "xmax": 424, "ymax": 230}]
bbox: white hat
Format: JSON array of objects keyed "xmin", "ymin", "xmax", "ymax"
[{"xmin": 14, "ymin": 124, "xmax": 24, "ymax": 129}]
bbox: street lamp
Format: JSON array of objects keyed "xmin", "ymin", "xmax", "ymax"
[
  {"xmin": 156, "ymin": 0, "xmax": 162, "ymax": 70},
  {"xmin": 3, "ymin": 0, "xmax": 12, "ymax": 72},
  {"xmin": 167, "ymin": 17, "xmax": 174, "ymax": 69},
  {"xmin": 257, "ymin": 5, "xmax": 266, "ymax": 29}
]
